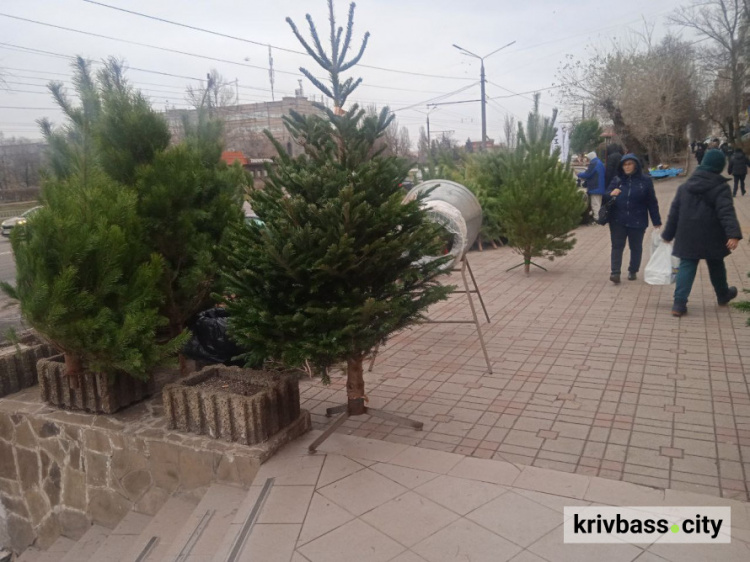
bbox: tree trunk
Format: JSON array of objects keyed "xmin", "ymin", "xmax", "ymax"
[
  {"xmin": 64, "ymin": 352, "xmax": 82, "ymax": 389},
  {"xmin": 524, "ymin": 248, "xmax": 531, "ymax": 274},
  {"xmin": 601, "ymin": 99, "xmax": 648, "ymax": 157},
  {"xmin": 346, "ymin": 355, "xmax": 366, "ymax": 415}
]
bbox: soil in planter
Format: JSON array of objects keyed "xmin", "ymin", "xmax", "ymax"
[{"xmin": 195, "ymin": 375, "xmax": 265, "ymax": 396}]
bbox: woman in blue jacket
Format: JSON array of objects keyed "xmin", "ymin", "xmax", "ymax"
[
  {"xmin": 605, "ymin": 154, "xmax": 662, "ymax": 283},
  {"xmin": 578, "ymin": 151, "xmax": 606, "ymax": 219}
]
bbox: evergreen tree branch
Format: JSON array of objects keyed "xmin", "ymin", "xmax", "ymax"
[{"xmin": 285, "ymin": 17, "xmax": 329, "ymax": 69}]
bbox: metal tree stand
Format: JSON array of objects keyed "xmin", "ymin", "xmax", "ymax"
[{"xmin": 308, "ymin": 256, "xmax": 492, "ymax": 454}]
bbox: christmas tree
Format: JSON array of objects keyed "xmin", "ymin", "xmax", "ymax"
[
  {"xmin": 497, "ymin": 94, "xmax": 585, "ymax": 273},
  {"xmin": 220, "ymin": 0, "xmax": 452, "ymax": 415},
  {"xmin": 41, "ymin": 57, "xmax": 244, "ymax": 339}
]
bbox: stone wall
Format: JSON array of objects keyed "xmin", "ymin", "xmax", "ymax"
[{"xmin": 0, "ymin": 386, "xmax": 278, "ymax": 554}]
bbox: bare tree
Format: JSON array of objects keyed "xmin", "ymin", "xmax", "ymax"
[
  {"xmin": 185, "ymin": 68, "xmax": 236, "ymax": 110},
  {"xmin": 557, "ymin": 34, "xmax": 700, "ymax": 162},
  {"xmin": 670, "ymin": 0, "xmax": 744, "ymax": 142}
]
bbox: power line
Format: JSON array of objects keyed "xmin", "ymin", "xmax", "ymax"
[
  {"xmin": 81, "ymin": 0, "xmax": 476, "ymax": 81},
  {"xmin": 0, "ymin": 13, "xmax": 298, "ymax": 75},
  {"xmin": 392, "ymin": 82, "xmax": 479, "ymax": 113}
]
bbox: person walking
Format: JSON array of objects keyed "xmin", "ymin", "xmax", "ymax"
[
  {"xmin": 605, "ymin": 154, "xmax": 662, "ymax": 283},
  {"xmin": 578, "ymin": 150, "xmax": 606, "ymax": 220},
  {"xmin": 605, "ymin": 143, "xmax": 623, "ymax": 190},
  {"xmin": 695, "ymin": 143, "xmax": 706, "ymax": 165},
  {"xmin": 728, "ymin": 147, "xmax": 748, "ymax": 196},
  {"xmin": 662, "ymin": 149, "xmax": 742, "ymax": 317}
]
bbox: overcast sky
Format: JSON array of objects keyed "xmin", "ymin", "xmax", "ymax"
[{"xmin": 0, "ymin": 0, "xmax": 695, "ymax": 146}]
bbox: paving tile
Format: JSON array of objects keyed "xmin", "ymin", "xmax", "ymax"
[
  {"xmin": 234, "ymin": 524, "xmax": 300, "ymax": 562},
  {"xmin": 412, "ymin": 518, "xmax": 523, "ymax": 562},
  {"xmin": 512, "ymin": 465, "xmax": 590, "ymax": 499},
  {"xmin": 298, "ymin": 519, "xmax": 405, "ymax": 562},
  {"xmin": 318, "ymin": 468, "xmax": 407, "ymax": 516},
  {"xmin": 257, "ymin": 485, "xmax": 315, "ymax": 524},
  {"xmin": 527, "ymin": 524, "xmax": 642, "ymax": 562},
  {"xmin": 389, "ymin": 446, "xmax": 464, "ymax": 474},
  {"xmin": 362, "ymin": 492, "xmax": 459, "ymax": 547},
  {"xmin": 415, "ymin": 474, "xmax": 506, "ymax": 515},
  {"xmin": 297, "ymin": 492, "xmax": 354, "ymax": 547},
  {"xmin": 369, "ymin": 462, "xmax": 441, "ymax": 488},
  {"xmin": 255, "ymin": 451, "xmax": 325, "ymax": 485},
  {"xmin": 447, "ymin": 456, "xmax": 521, "ymax": 486},
  {"xmin": 466, "ymin": 491, "xmax": 561, "ymax": 547},
  {"xmin": 317, "ymin": 454, "xmax": 367, "ymax": 487}
]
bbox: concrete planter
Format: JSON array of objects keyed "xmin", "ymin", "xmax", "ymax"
[
  {"xmin": 162, "ymin": 365, "xmax": 301, "ymax": 445},
  {"xmin": 37, "ymin": 354, "xmax": 155, "ymax": 414},
  {"xmin": 0, "ymin": 336, "xmax": 57, "ymax": 398}
]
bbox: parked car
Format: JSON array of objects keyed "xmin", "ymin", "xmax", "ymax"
[{"xmin": 1, "ymin": 206, "xmax": 42, "ymax": 237}]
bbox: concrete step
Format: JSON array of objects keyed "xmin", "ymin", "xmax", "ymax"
[
  {"xmin": 18, "ymin": 536, "xmax": 76, "ymax": 562},
  {"xmin": 161, "ymin": 484, "xmax": 246, "ymax": 562},
  {"xmin": 85, "ymin": 511, "xmax": 152, "ymax": 562},
  {"xmin": 59, "ymin": 524, "xmax": 110, "ymax": 562},
  {"xmin": 120, "ymin": 495, "xmax": 202, "ymax": 562}
]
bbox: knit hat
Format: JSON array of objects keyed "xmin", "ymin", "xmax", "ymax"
[
  {"xmin": 697, "ymin": 149, "xmax": 726, "ymax": 174},
  {"xmin": 585, "ymin": 151, "xmax": 597, "ymax": 161}
]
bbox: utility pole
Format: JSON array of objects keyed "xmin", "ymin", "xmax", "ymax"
[
  {"xmin": 453, "ymin": 40, "xmax": 515, "ymax": 151},
  {"xmin": 268, "ymin": 45, "xmax": 275, "ymax": 101},
  {"xmin": 582, "ymin": 102, "xmax": 585, "ymax": 121},
  {"xmin": 235, "ymin": 79, "xmax": 239, "ymax": 106}
]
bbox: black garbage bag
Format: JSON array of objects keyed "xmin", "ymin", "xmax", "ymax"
[{"xmin": 183, "ymin": 307, "xmax": 244, "ymax": 366}]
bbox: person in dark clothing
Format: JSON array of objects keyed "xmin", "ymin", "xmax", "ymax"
[
  {"xmin": 695, "ymin": 143, "xmax": 706, "ymax": 165},
  {"xmin": 577, "ymin": 151, "xmax": 606, "ymax": 219},
  {"xmin": 690, "ymin": 140, "xmax": 696, "ymax": 153},
  {"xmin": 605, "ymin": 143, "xmax": 623, "ymax": 189},
  {"xmin": 662, "ymin": 149, "xmax": 742, "ymax": 317},
  {"xmin": 728, "ymin": 148, "xmax": 748, "ymax": 196},
  {"xmin": 605, "ymin": 154, "xmax": 662, "ymax": 283}
]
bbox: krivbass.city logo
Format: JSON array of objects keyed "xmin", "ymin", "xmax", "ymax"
[{"xmin": 563, "ymin": 506, "xmax": 731, "ymax": 544}]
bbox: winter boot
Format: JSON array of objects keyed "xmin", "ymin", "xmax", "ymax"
[
  {"xmin": 718, "ymin": 286, "xmax": 738, "ymax": 306},
  {"xmin": 610, "ymin": 273, "xmax": 621, "ymax": 284},
  {"xmin": 671, "ymin": 300, "xmax": 687, "ymax": 317}
]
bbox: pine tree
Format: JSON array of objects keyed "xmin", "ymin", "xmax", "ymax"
[
  {"xmin": 220, "ymin": 1, "xmax": 452, "ymax": 415},
  {"xmin": 497, "ymin": 94, "xmax": 585, "ymax": 273},
  {"xmin": 41, "ymin": 57, "xmax": 244, "ymax": 339},
  {"xmin": 1, "ymin": 160, "xmax": 178, "ymax": 381},
  {"xmin": 569, "ymin": 119, "xmax": 603, "ymax": 156}
]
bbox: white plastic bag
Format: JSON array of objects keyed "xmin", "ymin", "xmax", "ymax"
[{"xmin": 645, "ymin": 231, "xmax": 680, "ymax": 285}]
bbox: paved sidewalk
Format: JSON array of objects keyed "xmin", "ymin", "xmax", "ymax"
[
  {"xmin": 245, "ymin": 431, "xmax": 750, "ymax": 561},
  {"xmin": 300, "ymin": 168, "xmax": 750, "ymax": 502}
]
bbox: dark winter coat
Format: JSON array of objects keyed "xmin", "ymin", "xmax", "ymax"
[
  {"xmin": 728, "ymin": 151, "xmax": 749, "ymax": 177},
  {"xmin": 605, "ymin": 149, "xmax": 623, "ymax": 189},
  {"xmin": 578, "ymin": 157, "xmax": 606, "ymax": 195},
  {"xmin": 605, "ymin": 154, "xmax": 661, "ymax": 230},
  {"xmin": 695, "ymin": 146, "xmax": 706, "ymax": 164},
  {"xmin": 662, "ymin": 169, "xmax": 743, "ymax": 260}
]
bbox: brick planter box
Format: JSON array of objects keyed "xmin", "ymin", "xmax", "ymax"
[
  {"xmin": 0, "ymin": 335, "xmax": 57, "ymax": 398},
  {"xmin": 37, "ymin": 354, "xmax": 155, "ymax": 414},
  {"xmin": 162, "ymin": 365, "xmax": 301, "ymax": 445}
]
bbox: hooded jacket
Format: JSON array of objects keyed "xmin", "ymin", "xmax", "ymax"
[
  {"xmin": 577, "ymin": 156, "xmax": 606, "ymax": 195},
  {"xmin": 728, "ymin": 150, "xmax": 749, "ymax": 177},
  {"xmin": 662, "ymin": 169, "xmax": 742, "ymax": 260},
  {"xmin": 605, "ymin": 154, "xmax": 661, "ymax": 229}
]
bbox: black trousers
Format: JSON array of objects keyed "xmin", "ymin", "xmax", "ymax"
[
  {"xmin": 609, "ymin": 222, "xmax": 646, "ymax": 274},
  {"xmin": 733, "ymin": 174, "xmax": 746, "ymax": 196}
]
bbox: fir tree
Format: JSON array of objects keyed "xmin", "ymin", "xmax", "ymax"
[
  {"xmin": 220, "ymin": 1, "xmax": 452, "ymax": 415},
  {"xmin": 40, "ymin": 57, "xmax": 244, "ymax": 338},
  {"xmin": 497, "ymin": 94, "xmax": 585, "ymax": 273},
  {"xmin": 1, "ymin": 163, "xmax": 178, "ymax": 381}
]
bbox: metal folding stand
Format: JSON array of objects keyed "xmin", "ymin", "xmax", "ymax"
[
  {"xmin": 506, "ymin": 260, "xmax": 547, "ymax": 272},
  {"xmin": 308, "ymin": 256, "xmax": 492, "ymax": 454},
  {"xmin": 368, "ymin": 255, "xmax": 492, "ymax": 374}
]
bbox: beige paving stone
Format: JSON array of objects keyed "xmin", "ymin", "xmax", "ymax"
[
  {"xmin": 317, "ymin": 454, "xmax": 367, "ymax": 487},
  {"xmin": 297, "ymin": 492, "xmax": 354, "ymax": 547},
  {"xmin": 466, "ymin": 491, "xmax": 561, "ymax": 547},
  {"xmin": 362, "ymin": 492, "xmax": 458, "ymax": 547},
  {"xmin": 527, "ymin": 524, "xmax": 642, "ymax": 562},
  {"xmin": 257, "ymin": 485, "xmax": 315, "ymax": 524},
  {"xmin": 318, "ymin": 468, "xmax": 407, "ymax": 516},
  {"xmin": 415, "ymin": 474, "xmax": 506, "ymax": 515},
  {"xmin": 412, "ymin": 518, "xmax": 523, "ymax": 562},
  {"xmin": 447, "ymin": 456, "xmax": 521, "ymax": 485},
  {"xmin": 369, "ymin": 462, "xmax": 440, "ymax": 489},
  {"xmin": 299, "ymin": 519, "xmax": 404, "ymax": 562},
  {"xmin": 389, "ymin": 446, "xmax": 463, "ymax": 474},
  {"xmin": 512, "ymin": 465, "xmax": 590, "ymax": 499}
]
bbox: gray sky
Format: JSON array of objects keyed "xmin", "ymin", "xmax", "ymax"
[{"xmin": 0, "ymin": 0, "xmax": 693, "ymax": 146}]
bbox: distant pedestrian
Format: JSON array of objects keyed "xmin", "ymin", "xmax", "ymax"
[
  {"xmin": 605, "ymin": 143, "xmax": 623, "ymax": 189},
  {"xmin": 577, "ymin": 151, "xmax": 606, "ymax": 219},
  {"xmin": 605, "ymin": 154, "xmax": 662, "ymax": 283},
  {"xmin": 728, "ymin": 148, "xmax": 748, "ymax": 196},
  {"xmin": 690, "ymin": 140, "xmax": 696, "ymax": 153},
  {"xmin": 695, "ymin": 143, "xmax": 706, "ymax": 165},
  {"xmin": 710, "ymin": 138, "xmax": 721, "ymax": 149},
  {"xmin": 662, "ymin": 149, "xmax": 742, "ymax": 317}
]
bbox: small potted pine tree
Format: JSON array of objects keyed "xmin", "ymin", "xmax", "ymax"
[{"xmin": 212, "ymin": 0, "xmax": 452, "ymax": 448}]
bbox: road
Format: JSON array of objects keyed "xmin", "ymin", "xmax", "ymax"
[
  {"xmin": 0, "ymin": 236, "xmax": 16, "ymax": 283},
  {"xmin": 0, "ymin": 236, "xmax": 23, "ymax": 338}
]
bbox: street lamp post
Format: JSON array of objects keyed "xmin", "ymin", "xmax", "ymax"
[{"xmin": 452, "ymin": 41, "xmax": 516, "ymax": 151}]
